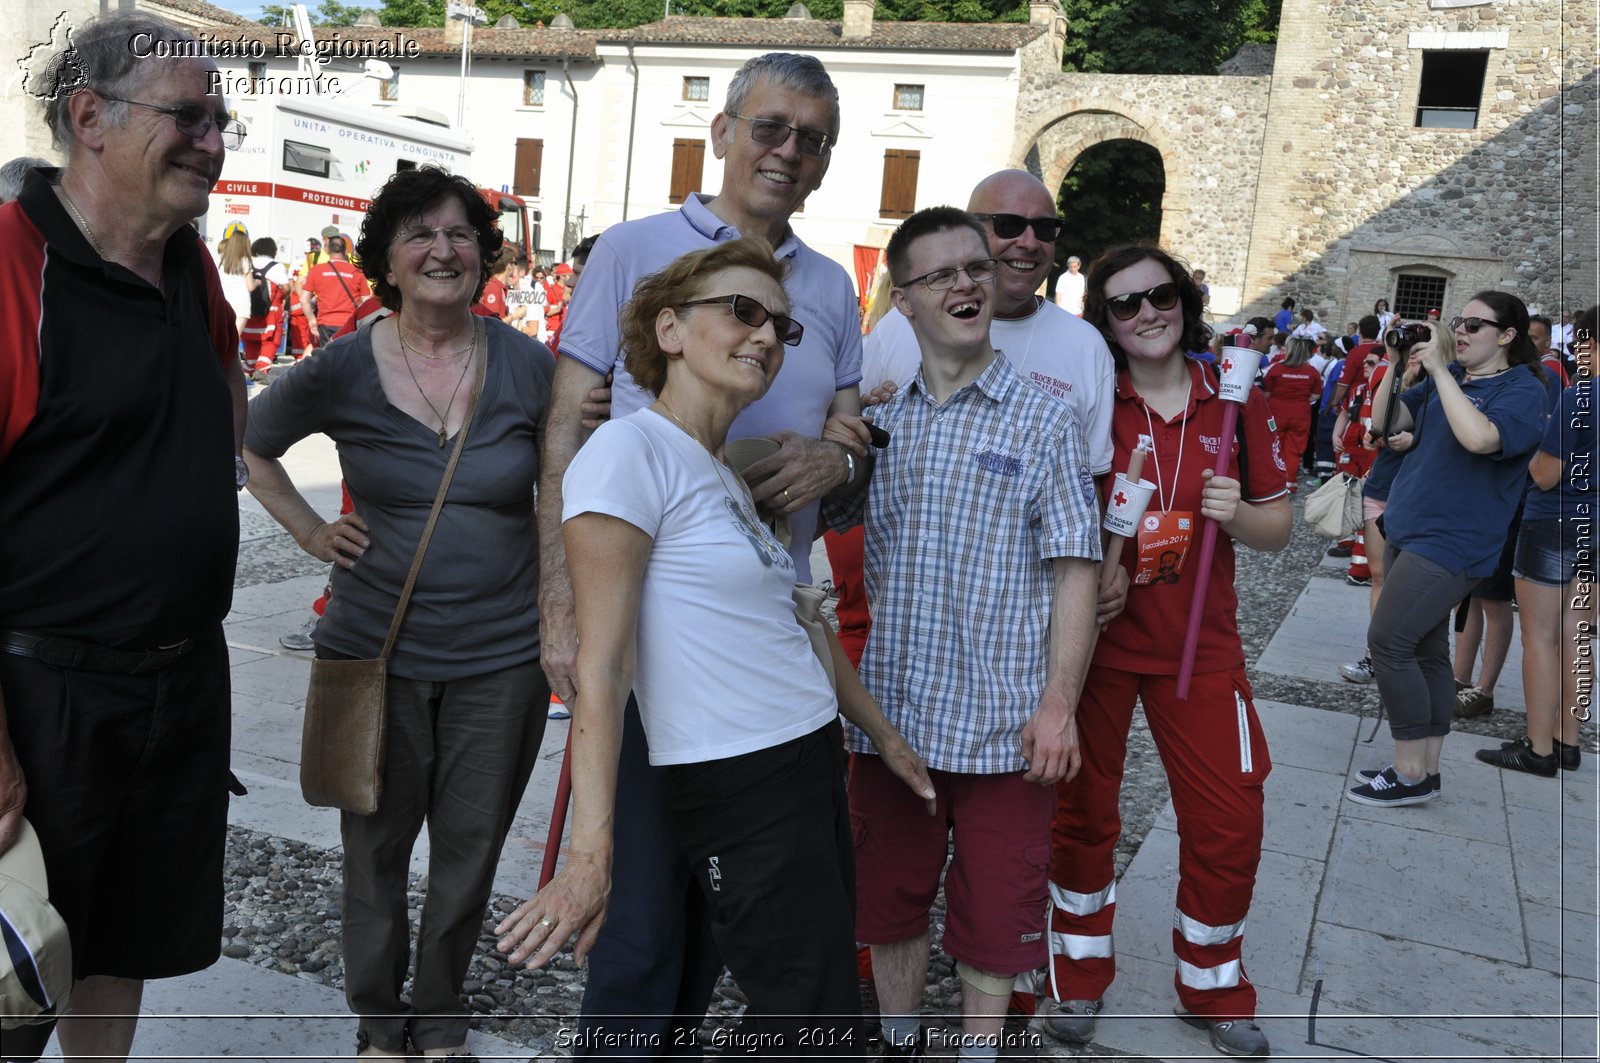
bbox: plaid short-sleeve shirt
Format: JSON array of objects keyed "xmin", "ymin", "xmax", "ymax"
[{"xmin": 827, "ymin": 352, "xmax": 1102, "ymax": 774}]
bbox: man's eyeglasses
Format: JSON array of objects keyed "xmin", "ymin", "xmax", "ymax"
[
  {"xmin": 680, "ymin": 294, "xmax": 805, "ymax": 346},
  {"xmin": 97, "ymin": 94, "xmax": 246, "ymax": 150},
  {"xmin": 1449, "ymin": 316, "xmax": 1503, "ymax": 334},
  {"xmin": 973, "ymin": 213, "xmax": 1064, "ymax": 242},
  {"xmin": 725, "ymin": 113, "xmax": 831, "ymax": 158},
  {"xmin": 897, "ymin": 259, "xmax": 998, "ymax": 292},
  {"xmin": 396, "ymin": 226, "xmax": 480, "ymax": 250},
  {"xmin": 1105, "ymin": 282, "xmax": 1181, "ymax": 321}
]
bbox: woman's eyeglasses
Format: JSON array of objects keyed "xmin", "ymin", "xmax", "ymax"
[
  {"xmin": 680, "ymin": 294, "xmax": 805, "ymax": 346},
  {"xmin": 97, "ymin": 94, "xmax": 246, "ymax": 150},
  {"xmin": 396, "ymin": 227, "xmax": 480, "ymax": 250},
  {"xmin": 973, "ymin": 213, "xmax": 1064, "ymax": 242},
  {"xmin": 725, "ymin": 113, "xmax": 831, "ymax": 158},
  {"xmin": 898, "ymin": 259, "xmax": 998, "ymax": 292},
  {"xmin": 1105, "ymin": 282, "xmax": 1181, "ymax": 321},
  {"xmin": 1449, "ymin": 316, "xmax": 1503, "ymax": 334}
]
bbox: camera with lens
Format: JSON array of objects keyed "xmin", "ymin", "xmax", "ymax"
[{"xmin": 1384, "ymin": 322, "xmax": 1430, "ymax": 352}]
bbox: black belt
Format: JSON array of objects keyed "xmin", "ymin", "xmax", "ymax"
[{"xmin": 1, "ymin": 631, "xmax": 196, "ymax": 675}]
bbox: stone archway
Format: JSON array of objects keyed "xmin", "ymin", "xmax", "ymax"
[{"xmin": 1007, "ymin": 71, "xmax": 1271, "ymax": 314}]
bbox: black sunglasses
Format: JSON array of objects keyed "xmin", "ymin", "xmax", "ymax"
[
  {"xmin": 726, "ymin": 113, "xmax": 831, "ymax": 158},
  {"xmin": 973, "ymin": 213, "xmax": 1064, "ymax": 242},
  {"xmin": 97, "ymin": 94, "xmax": 246, "ymax": 150},
  {"xmin": 1105, "ymin": 282, "xmax": 1181, "ymax": 321},
  {"xmin": 1448, "ymin": 316, "xmax": 1503, "ymax": 334},
  {"xmin": 680, "ymin": 294, "xmax": 804, "ymax": 347}
]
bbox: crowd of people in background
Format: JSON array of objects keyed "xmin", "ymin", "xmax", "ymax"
[{"xmin": 0, "ymin": 14, "xmax": 1592, "ymax": 1063}]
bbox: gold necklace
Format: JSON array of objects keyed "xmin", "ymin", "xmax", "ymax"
[
  {"xmin": 58, "ymin": 183, "xmax": 164, "ymax": 293},
  {"xmin": 397, "ymin": 321, "xmax": 475, "ymax": 362},
  {"xmin": 654, "ymin": 401, "xmax": 716, "ymax": 455},
  {"xmin": 401, "ymin": 326, "xmax": 477, "ymax": 447}
]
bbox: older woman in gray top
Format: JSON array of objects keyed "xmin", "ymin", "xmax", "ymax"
[{"xmin": 243, "ymin": 166, "xmax": 553, "ymax": 1061}]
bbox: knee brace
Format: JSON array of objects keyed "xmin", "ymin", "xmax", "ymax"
[{"xmin": 955, "ymin": 961, "xmax": 1015, "ymax": 998}]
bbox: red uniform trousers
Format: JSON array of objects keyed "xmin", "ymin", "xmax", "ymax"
[
  {"xmin": 241, "ymin": 308, "xmax": 282, "ymax": 372},
  {"xmin": 287, "ymin": 309, "xmax": 313, "ymax": 359},
  {"xmin": 1268, "ymin": 405, "xmax": 1310, "ymax": 488},
  {"xmin": 1048, "ymin": 664, "xmax": 1270, "ymax": 1020}
]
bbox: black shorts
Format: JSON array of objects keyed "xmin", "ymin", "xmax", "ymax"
[
  {"xmin": 0, "ymin": 625, "xmax": 231, "ymax": 983},
  {"xmin": 1474, "ymin": 509, "xmax": 1523, "ymax": 602}
]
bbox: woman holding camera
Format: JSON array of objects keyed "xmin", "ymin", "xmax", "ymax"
[
  {"xmin": 1348, "ymin": 292, "xmax": 1548, "ymax": 805},
  {"xmin": 1477, "ymin": 304, "xmax": 1595, "ymax": 775}
]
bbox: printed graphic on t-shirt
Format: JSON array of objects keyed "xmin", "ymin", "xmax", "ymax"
[{"xmin": 724, "ymin": 496, "xmax": 793, "ymax": 571}]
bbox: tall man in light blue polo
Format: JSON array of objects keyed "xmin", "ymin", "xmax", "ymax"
[{"xmin": 529, "ymin": 52, "xmax": 869, "ymax": 1056}]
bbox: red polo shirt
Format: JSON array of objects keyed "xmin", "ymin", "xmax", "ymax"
[{"xmin": 1096, "ymin": 359, "xmax": 1288, "ymax": 675}]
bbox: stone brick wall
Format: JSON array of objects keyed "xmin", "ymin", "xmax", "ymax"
[
  {"xmin": 1013, "ymin": 63, "xmax": 1272, "ymax": 316},
  {"xmin": 1009, "ymin": 0, "xmax": 1594, "ymax": 323},
  {"xmin": 1239, "ymin": 0, "xmax": 1596, "ymax": 323}
]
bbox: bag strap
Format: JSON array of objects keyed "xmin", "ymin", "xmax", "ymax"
[
  {"xmin": 377, "ymin": 317, "xmax": 487, "ymax": 658},
  {"xmin": 329, "ymin": 261, "xmax": 360, "ymax": 310}
]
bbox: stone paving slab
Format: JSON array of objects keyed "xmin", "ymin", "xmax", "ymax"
[{"xmin": 1255, "ymin": 575, "xmax": 1528, "ymax": 713}]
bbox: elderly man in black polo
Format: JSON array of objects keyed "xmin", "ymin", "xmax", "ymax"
[{"xmin": 0, "ymin": 13, "xmax": 246, "ymax": 1062}]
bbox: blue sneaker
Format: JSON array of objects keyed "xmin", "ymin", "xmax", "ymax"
[{"xmin": 547, "ymin": 700, "xmax": 571, "ymax": 720}]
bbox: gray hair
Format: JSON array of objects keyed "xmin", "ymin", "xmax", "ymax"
[
  {"xmin": 0, "ymin": 156, "xmax": 51, "ymax": 203},
  {"xmin": 1067, "ymin": 255, "xmax": 1081, "ymax": 266},
  {"xmin": 723, "ymin": 52, "xmax": 840, "ymax": 144},
  {"xmin": 44, "ymin": 13, "xmax": 201, "ymax": 152}
]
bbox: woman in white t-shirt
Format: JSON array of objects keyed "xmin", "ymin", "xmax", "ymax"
[{"xmin": 496, "ymin": 237, "xmax": 933, "ymax": 1048}]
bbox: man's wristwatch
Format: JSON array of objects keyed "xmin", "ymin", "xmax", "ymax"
[{"xmin": 236, "ymin": 455, "xmax": 250, "ymax": 491}]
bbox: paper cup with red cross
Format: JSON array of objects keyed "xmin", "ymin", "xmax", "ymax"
[
  {"xmin": 1103, "ymin": 474, "xmax": 1157, "ymax": 538},
  {"xmin": 1215, "ymin": 346, "xmax": 1257, "ymax": 403}
]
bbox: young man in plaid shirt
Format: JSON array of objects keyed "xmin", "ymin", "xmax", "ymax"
[{"xmin": 827, "ymin": 207, "xmax": 1100, "ymax": 1061}]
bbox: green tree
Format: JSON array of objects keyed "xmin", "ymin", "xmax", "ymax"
[
  {"xmin": 1059, "ymin": 0, "xmax": 1275, "ymax": 75},
  {"xmin": 260, "ymin": 0, "xmax": 369, "ymax": 26},
  {"xmin": 1055, "ymin": 140, "xmax": 1164, "ymax": 276}
]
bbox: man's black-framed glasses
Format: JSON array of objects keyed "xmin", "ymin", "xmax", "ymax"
[
  {"xmin": 726, "ymin": 113, "xmax": 831, "ymax": 158},
  {"xmin": 97, "ymin": 94, "xmax": 246, "ymax": 150},
  {"xmin": 974, "ymin": 213, "xmax": 1064, "ymax": 242},
  {"xmin": 680, "ymin": 294, "xmax": 805, "ymax": 346},
  {"xmin": 898, "ymin": 259, "xmax": 998, "ymax": 292}
]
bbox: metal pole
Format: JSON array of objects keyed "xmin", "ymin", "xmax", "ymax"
[{"xmin": 456, "ymin": 19, "xmax": 469, "ymax": 128}]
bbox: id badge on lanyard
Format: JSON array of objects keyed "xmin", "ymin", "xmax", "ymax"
[{"xmin": 1133, "ymin": 510, "xmax": 1194, "ymax": 585}]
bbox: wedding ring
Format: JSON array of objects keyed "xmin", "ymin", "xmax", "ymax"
[
  {"xmin": 539, "ymin": 917, "xmax": 555, "ymax": 929},
  {"xmin": 783, "ymin": 488, "xmax": 792, "ymax": 503}
]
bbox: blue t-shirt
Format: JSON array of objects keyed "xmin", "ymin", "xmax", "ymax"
[
  {"xmin": 1383, "ymin": 364, "xmax": 1548, "ymax": 576},
  {"xmin": 1274, "ymin": 308, "xmax": 1293, "ymax": 334},
  {"xmin": 1319, "ymin": 360, "xmax": 1345, "ymax": 414},
  {"xmin": 1523, "ymin": 379, "xmax": 1595, "ymax": 521}
]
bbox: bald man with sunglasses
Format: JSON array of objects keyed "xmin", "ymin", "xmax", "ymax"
[{"xmin": 862, "ymin": 170, "xmax": 1115, "ymax": 480}]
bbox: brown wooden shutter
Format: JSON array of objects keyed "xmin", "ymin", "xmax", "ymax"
[
  {"xmin": 513, "ymin": 138, "xmax": 543, "ymax": 197},
  {"xmin": 669, "ymin": 139, "xmax": 705, "ymax": 204},
  {"xmin": 880, "ymin": 149, "xmax": 920, "ymax": 219}
]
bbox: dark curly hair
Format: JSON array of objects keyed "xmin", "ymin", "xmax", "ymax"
[
  {"xmin": 356, "ymin": 166, "xmax": 503, "ymax": 312},
  {"xmin": 1083, "ymin": 244, "xmax": 1211, "ymax": 366},
  {"xmin": 619, "ymin": 236, "xmax": 788, "ymax": 397}
]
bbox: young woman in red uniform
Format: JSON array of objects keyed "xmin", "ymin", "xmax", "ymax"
[
  {"xmin": 1261, "ymin": 336, "xmax": 1323, "ymax": 492},
  {"xmin": 1043, "ymin": 246, "xmax": 1291, "ymax": 1060}
]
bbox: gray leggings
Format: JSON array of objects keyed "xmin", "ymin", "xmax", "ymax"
[{"xmin": 1367, "ymin": 544, "xmax": 1477, "ymax": 740}]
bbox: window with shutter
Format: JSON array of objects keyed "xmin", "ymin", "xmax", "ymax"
[
  {"xmin": 514, "ymin": 138, "xmax": 543, "ymax": 197},
  {"xmin": 670, "ymin": 139, "xmax": 705, "ymax": 205},
  {"xmin": 880, "ymin": 150, "xmax": 920, "ymax": 220}
]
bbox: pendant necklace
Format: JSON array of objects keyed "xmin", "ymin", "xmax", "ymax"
[{"xmin": 400, "ymin": 325, "xmax": 476, "ymax": 447}]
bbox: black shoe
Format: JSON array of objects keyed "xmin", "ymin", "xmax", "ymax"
[
  {"xmin": 1477, "ymin": 740, "xmax": 1558, "ymax": 777},
  {"xmin": 878, "ymin": 1028, "xmax": 926, "ymax": 1060},
  {"xmin": 1556, "ymin": 739, "xmax": 1582, "ymax": 771},
  {"xmin": 1358, "ymin": 768, "xmax": 1440, "ymax": 793},
  {"xmin": 1347, "ymin": 766, "xmax": 1437, "ymax": 806},
  {"xmin": 1326, "ymin": 542, "xmax": 1354, "ymax": 558}
]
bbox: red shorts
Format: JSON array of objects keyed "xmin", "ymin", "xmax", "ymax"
[{"xmin": 850, "ymin": 755, "xmax": 1052, "ymax": 974}]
